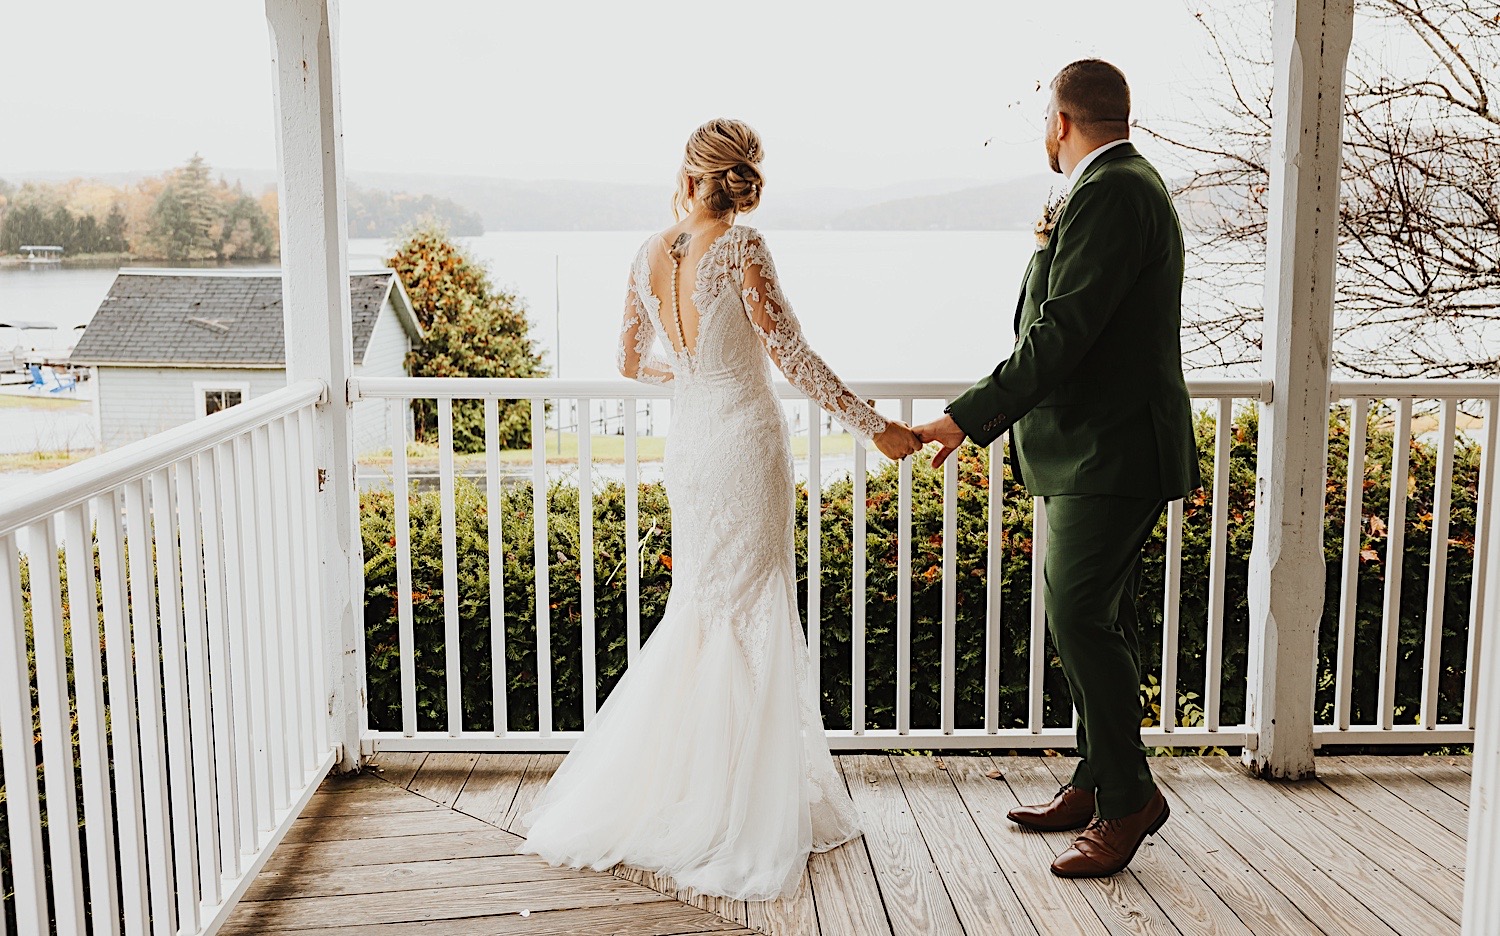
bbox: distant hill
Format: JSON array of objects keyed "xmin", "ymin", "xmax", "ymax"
[
  {"xmin": 827, "ymin": 174, "xmax": 1061, "ymax": 230},
  {"xmin": 350, "ymin": 172, "xmax": 996, "ymax": 231},
  {"xmin": 4, "ymin": 167, "xmax": 1077, "ymax": 231},
  {"xmin": 346, "ymin": 183, "xmax": 483, "ymax": 237}
]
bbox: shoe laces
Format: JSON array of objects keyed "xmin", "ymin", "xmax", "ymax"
[{"xmin": 1084, "ymin": 814, "xmax": 1121, "ymax": 837}]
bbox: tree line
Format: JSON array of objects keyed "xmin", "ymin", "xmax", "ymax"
[
  {"xmin": 0, "ymin": 155, "xmax": 277, "ymax": 261},
  {"xmin": 0, "ymin": 156, "xmax": 485, "ymax": 262}
]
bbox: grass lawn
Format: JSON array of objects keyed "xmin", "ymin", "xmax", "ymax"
[
  {"xmin": 362, "ymin": 433, "xmax": 859, "ymax": 467},
  {"xmin": 0, "ymin": 450, "xmax": 92, "ymax": 472},
  {"xmin": 0, "ymin": 393, "xmax": 89, "ymax": 410}
]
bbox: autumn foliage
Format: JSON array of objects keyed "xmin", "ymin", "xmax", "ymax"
[{"xmin": 386, "ymin": 224, "xmax": 548, "ymax": 451}]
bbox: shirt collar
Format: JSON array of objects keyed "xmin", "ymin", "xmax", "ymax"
[{"xmin": 1066, "ymin": 138, "xmax": 1131, "ymax": 192}]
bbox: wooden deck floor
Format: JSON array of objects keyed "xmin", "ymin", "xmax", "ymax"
[{"xmin": 223, "ymin": 753, "xmax": 1470, "ymax": 935}]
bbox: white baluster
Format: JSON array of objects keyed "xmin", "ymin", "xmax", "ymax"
[
  {"xmin": 1422, "ymin": 399, "xmax": 1458, "ymax": 727},
  {"xmin": 484, "ymin": 397, "xmax": 507, "ymax": 734},
  {"xmin": 1205, "ymin": 396, "xmax": 1233, "ymax": 732},
  {"xmin": 98, "ymin": 492, "xmax": 151, "ymax": 934},
  {"xmin": 984, "ymin": 437, "xmax": 1005, "ymax": 734},
  {"xmin": 439, "ymin": 398, "xmax": 462, "ymax": 734},
  {"xmin": 1379, "ymin": 397, "xmax": 1414, "ymax": 728},
  {"xmin": 579, "ymin": 397, "xmax": 597, "ymax": 724},
  {"xmin": 1335, "ymin": 398, "xmax": 1369, "ymax": 730},
  {"xmin": 0, "ymin": 534, "xmax": 48, "ymax": 935},
  {"xmin": 852, "ymin": 434, "xmax": 868, "ymax": 735},
  {"xmin": 533, "ymin": 398, "xmax": 553, "ymax": 735}
]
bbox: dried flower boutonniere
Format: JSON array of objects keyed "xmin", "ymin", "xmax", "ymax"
[{"xmin": 1034, "ymin": 190, "xmax": 1066, "ymax": 250}]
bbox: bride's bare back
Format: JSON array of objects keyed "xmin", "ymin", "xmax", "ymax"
[{"xmin": 644, "ymin": 220, "xmax": 731, "ymax": 358}]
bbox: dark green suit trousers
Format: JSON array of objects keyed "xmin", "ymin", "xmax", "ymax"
[{"xmin": 1043, "ymin": 493, "xmax": 1165, "ymax": 819}]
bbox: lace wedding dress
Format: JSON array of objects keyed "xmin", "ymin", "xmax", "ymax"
[{"xmin": 514, "ymin": 225, "xmax": 888, "ymax": 901}]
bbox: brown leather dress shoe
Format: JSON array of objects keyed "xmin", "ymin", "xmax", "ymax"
[
  {"xmin": 1007, "ymin": 783, "xmax": 1097, "ymax": 832},
  {"xmin": 1049, "ymin": 788, "xmax": 1169, "ymax": 878}
]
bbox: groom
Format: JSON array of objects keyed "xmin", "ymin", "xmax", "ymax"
[{"xmin": 914, "ymin": 59, "xmax": 1200, "ymax": 878}]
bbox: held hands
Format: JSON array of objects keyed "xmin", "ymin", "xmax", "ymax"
[
  {"xmin": 912, "ymin": 414, "xmax": 968, "ymax": 469},
  {"xmin": 873, "ymin": 420, "xmax": 922, "ymax": 461}
]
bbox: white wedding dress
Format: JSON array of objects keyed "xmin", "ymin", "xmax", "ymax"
[{"xmin": 514, "ymin": 225, "xmax": 888, "ymax": 901}]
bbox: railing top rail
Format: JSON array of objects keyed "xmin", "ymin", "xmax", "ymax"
[
  {"xmin": 1330, "ymin": 377, "xmax": 1500, "ymax": 400},
  {"xmin": 0, "ymin": 379, "xmax": 325, "ymax": 538},
  {"xmin": 353, "ymin": 376, "xmax": 1275, "ymax": 402}
]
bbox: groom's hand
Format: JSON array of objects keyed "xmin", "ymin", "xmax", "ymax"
[
  {"xmin": 913, "ymin": 414, "xmax": 968, "ymax": 469},
  {"xmin": 874, "ymin": 421, "xmax": 921, "ymax": 461}
]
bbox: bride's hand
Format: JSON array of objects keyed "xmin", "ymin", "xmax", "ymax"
[{"xmin": 874, "ymin": 421, "xmax": 921, "ymax": 460}]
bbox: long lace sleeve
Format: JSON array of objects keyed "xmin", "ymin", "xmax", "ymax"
[
  {"xmin": 617, "ymin": 248, "xmax": 675, "ymax": 386},
  {"xmin": 736, "ymin": 229, "xmax": 888, "ymax": 442}
]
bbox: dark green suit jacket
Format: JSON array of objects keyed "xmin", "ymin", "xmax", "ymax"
[{"xmin": 946, "ymin": 142, "xmax": 1201, "ymax": 499}]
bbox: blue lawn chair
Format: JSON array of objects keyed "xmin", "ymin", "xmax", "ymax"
[{"xmin": 29, "ymin": 364, "xmax": 77, "ymax": 393}]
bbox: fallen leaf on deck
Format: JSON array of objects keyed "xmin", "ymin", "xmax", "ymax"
[
  {"xmin": 934, "ymin": 757, "xmax": 947, "ymax": 770},
  {"xmin": 986, "ymin": 769, "xmax": 1004, "ymax": 780}
]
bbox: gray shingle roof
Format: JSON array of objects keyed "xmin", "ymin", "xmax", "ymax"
[{"xmin": 71, "ymin": 271, "xmax": 402, "ymax": 366}]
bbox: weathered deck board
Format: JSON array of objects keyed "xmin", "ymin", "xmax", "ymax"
[
  {"xmin": 843, "ymin": 752, "xmax": 967, "ymax": 936},
  {"xmin": 229, "ymin": 754, "xmax": 1469, "ymax": 935},
  {"xmin": 367, "ymin": 750, "xmax": 428, "ymax": 787},
  {"xmin": 1185, "ymin": 757, "xmax": 1458, "ymax": 931},
  {"xmin": 806, "ymin": 758, "xmax": 894, "ymax": 936},
  {"xmin": 501, "ymin": 752, "xmax": 566, "ymax": 835},
  {"xmin": 948, "ymin": 756, "xmax": 1111, "ymax": 936},
  {"xmin": 1255, "ymin": 762, "xmax": 1466, "ymax": 912},
  {"xmin": 408, "ymin": 751, "xmax": 480, "ymax": 807},
  {"xmin": 1341, "ymin": 755, "xmax": 1471, "ymax": 827},
  {"xmin": 889, "ymin": 754, "xmax": 1040, "ymax": 935},
  {"xmin": 1154, "ymin": 758, "xmax": 1406, "ymax": 936},
  {"xmin": 452, "ymin": 753, "xmax": 532, "ymax": 825},
  {"xmin": 1311, "ymin": 758, "xmax": 1468, "ymax": 869},
  {"xmin": 223, "ymin": 902, "xmax": 758, "ymax": 936}
]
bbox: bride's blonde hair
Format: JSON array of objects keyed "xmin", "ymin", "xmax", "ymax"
[{"xmin": 672, "ymin": 119, "xmax": 764, "ymax": 220}]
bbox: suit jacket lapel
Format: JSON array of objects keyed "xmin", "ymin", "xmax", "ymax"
[{"xmin": 1014, "ymin": 252, "xmax": 1035, "ymax": 335}]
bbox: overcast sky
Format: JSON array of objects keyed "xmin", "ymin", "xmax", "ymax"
[{"xmin": 2, "ymin": 1, "xmax": 1228, "ymax": 191}]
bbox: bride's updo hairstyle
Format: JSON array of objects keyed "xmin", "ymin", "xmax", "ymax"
[{"xmin": 672, "ymin": 118, "xmax": 764, "ymax": 219}]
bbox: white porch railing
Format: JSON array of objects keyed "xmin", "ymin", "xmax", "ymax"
[
  {"xmin": 0, "ymin": 380, "xmax": 333, "ymax": 936},
  {"xmin": 350, "ymin": 375, "xmax": 1496, "ymax": 755},
  {"xmin": 1323, "ymin": 380, "xmax": 1499, "ymax": 746},
  {"xmin": 1, "ymin": 372, "xmax": 1492, "ymax": 932}
]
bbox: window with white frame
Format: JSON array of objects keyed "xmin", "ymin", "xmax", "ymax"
[{"xmin": 196, "ymin": 382, "xmax": 249, "ymax": 416}]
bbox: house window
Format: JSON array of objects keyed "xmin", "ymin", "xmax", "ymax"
[{"xmin": 202, "ymin": 388, "xmax": 245, "ymax": 415}]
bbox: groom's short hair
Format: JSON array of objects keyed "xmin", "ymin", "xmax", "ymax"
[{"xmin": 1051, "ymin": 59, "xmax": 1131, "ymax": 130}]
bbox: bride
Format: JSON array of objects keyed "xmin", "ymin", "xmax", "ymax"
[{"xmin": 514, "ymin": 118, "xmax": 921, "ymax": 901}]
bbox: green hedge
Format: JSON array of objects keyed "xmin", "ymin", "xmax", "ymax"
[{"xmin": 360, "ymin": 404, "xmax": 1485, "ymax": 739}]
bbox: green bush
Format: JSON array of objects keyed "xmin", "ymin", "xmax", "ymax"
[{"xmin": 359, "ymin": 403, "xmax": 1485, "ymax": 738}]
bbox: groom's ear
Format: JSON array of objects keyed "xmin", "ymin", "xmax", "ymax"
[{"xmin": 1054, "ymin": 110, "xmax": 1072, "ymax": 142}]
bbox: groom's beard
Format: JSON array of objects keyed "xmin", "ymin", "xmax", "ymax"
[{"xmin": 1046, "ymin": 137, "xmax": 1061, "ymax": 175}]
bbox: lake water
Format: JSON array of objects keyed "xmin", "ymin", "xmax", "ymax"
[{"xmin": 0, "ymin": 230, "xmax": 1037, "ymax": 384}]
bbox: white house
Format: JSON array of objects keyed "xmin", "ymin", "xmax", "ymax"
[{"xmin": 71, "ymin": 269, "xmax": 421, "ymax": 453}]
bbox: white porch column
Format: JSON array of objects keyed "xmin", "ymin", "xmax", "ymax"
[
  {"xmin": 265, "ymin": 0, "xmax": 362, "ymax": 772},
  {"xmin": 1242, "ymin": 0, "xmax": 1353, "ymax": 779}
]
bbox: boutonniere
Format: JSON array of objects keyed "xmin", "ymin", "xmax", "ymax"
[{"xmin": 1033, "ymin": 190, "xmax": 1066, "ymax": 250}]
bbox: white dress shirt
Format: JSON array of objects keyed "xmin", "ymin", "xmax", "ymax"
[{"xmin": 1066, "ymin": 138, "xmax": 1131, "ymax": 192}]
